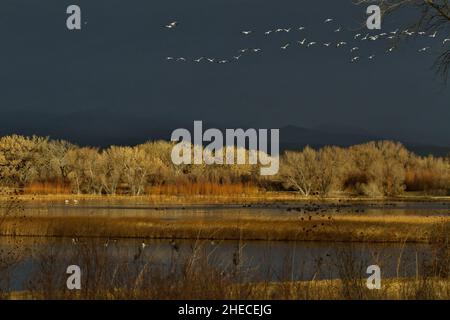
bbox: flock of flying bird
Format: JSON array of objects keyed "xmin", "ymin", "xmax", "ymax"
[{"xmin": 164, "ymin": 18, "xmax": 450, "ymax": 65}]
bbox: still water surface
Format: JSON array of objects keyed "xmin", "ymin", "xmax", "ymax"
[{"xmin": 2, "ymin": 201, "xmax": 448, "ymax": 291}]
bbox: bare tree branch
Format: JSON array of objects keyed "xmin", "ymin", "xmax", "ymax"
[{"xmin": 354, "ymin": 0, "xmax": 450, "ymax": 81}]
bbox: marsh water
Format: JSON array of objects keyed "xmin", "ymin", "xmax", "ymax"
[
  {"xmin": 17, "ymin": 200, "xmax": 450, "ymax": 218},
  {"xmin": 1, "ymin": 200, "xmax": 449, "ymax": 291}
]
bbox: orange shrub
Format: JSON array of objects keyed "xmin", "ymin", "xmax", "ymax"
[
  {"xmin": 405, "ymin": 169, "xmax": 441, "ymax": 191},
  {"xmin": 23, "ymin": 181, "xmax": 72, "ymax": 195},
  {"xmin": 146, "ymin": 182, "xmax": 259, "ymax": 196}
]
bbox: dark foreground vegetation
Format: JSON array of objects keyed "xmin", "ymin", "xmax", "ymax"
[
  {"xmin": 0, "ymin": 235, "xmax": 449, "ymax": 300},
  {"xmin": 0, "ymin": 135, "xmax": 449, "ymax": 198}
]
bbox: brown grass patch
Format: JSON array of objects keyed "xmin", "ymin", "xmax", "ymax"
[
  {"xmin": 1, "ymin": 214, "xmax": 448, "ymax": 243},
  {"xmin": 23, "ymin": 181, "xmax": 72, "ymax": 195},
  {"xmin": 147, "ymin": 182, "xmax": 260, "ymax": 196}
]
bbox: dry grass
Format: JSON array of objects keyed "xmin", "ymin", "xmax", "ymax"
[
  {"xmin": 240, "ymin": 278, "xmax": 450, "ymax": 300},
  {"xmin": 1, "ymin": 190, "xmax": 448, "ymax": 242},
  {"xmin": 1, "ymin": 192, "xmax": 449, "ymax": 206},
  {"xmin": 1, "ymin": 213, "xmax": 448, "ymax": 243},
  {"xmin": 23, "ymin": 181, "xmax": 72, "ymax": 195},
  {"xmin": 6, "ymin": 278, "xmax": 450, "ymax": 300},
  {"xmin": 147, "ymin": 183, "xmax": 260, "ymax": 196},
  {"xmin": 1, "ymin": 238, "xmax": 448, "ymax": 300},
  {"xmin": 405, "ymin": 169, "xmax": 448, "ymax": 193}
]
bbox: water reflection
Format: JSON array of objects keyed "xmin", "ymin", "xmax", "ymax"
[{"xmin": 1, "ymin": 236, "xmax": 434, "ymax": 291}]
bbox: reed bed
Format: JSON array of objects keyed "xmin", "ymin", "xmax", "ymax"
[
  {"xmin": 23, "ymin": 181, "xmax": 72, "ymax": 195},
  {"xmin": 147, "ymin": 183, "xmax": 260, "ymax": 196},
  {"xmin": 1, "ymin": 214, "xmax": 448, "ymax": 243},
  {"xmin": 2, "ymin": 192, "xmax": 449, "ymax": 206}
]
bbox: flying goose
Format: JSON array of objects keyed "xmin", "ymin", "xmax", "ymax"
[
  {"xmin": 386, "ymin": 46, "xmax": 395, "ymax": 53},
  {"xmin": 165, "ymin": 21, "xmax": 178, "ymax": 29},
  {"xmin": 390, "ymin": 29, "xmax": 399, "ymax": 35},
  {"xmin": 418, "ymin": 46, "xmax": 431, "ymax": 52},
  {"xmin": 280, "ymin": 43, "xmax": 290, "ymax": 50},
  {"xmin": 324, "ymin": 18, "xmax": 334, "ymax": 23}
]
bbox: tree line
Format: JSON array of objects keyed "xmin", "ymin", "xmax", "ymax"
[{"xmin": 0, "ymin": 135, "xmax": 449, "ymax": 197}]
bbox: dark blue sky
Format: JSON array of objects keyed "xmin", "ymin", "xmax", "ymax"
[{"xmin": 0, "ymin": 0, "xmax": 449, "ymax": 146}]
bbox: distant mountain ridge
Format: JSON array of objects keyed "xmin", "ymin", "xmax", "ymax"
[
  {"xmin": 278, "ymin": 125, "xmax": 450, "ymax": 157},
  {"xmin": 0, "ymin": 111, "xmax": 449, "ymax": 157}
]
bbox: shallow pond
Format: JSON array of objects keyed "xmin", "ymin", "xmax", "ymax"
[{"xmin": 1, "ymin": 200, "xmax": 448, "ymax": 291}]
